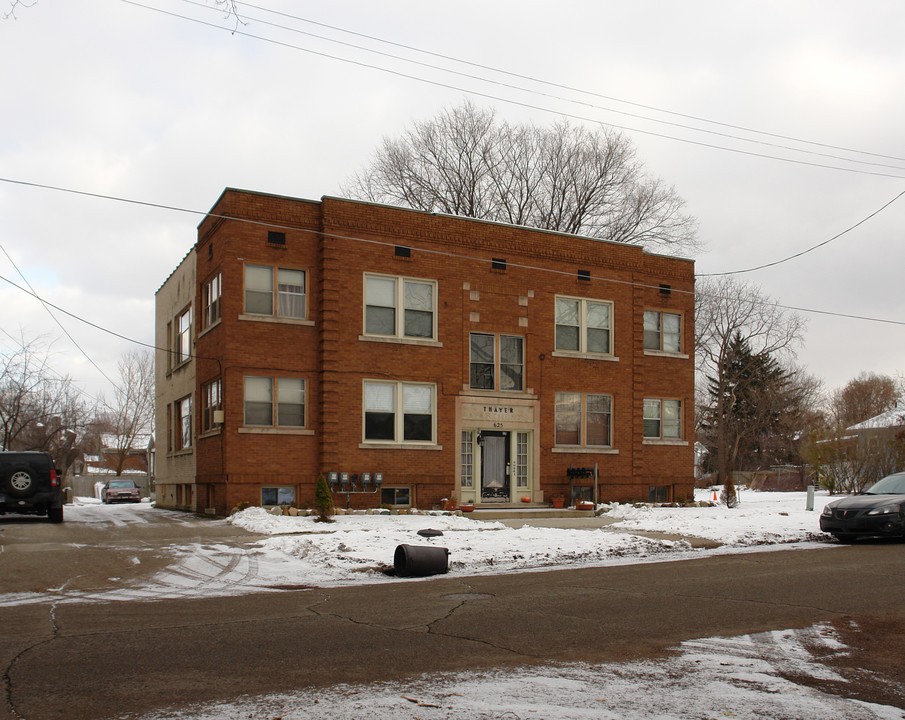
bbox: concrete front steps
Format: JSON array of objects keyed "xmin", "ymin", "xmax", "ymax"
[{"xmin": 463, "ymin": 504, "xmax": 596, "ymax": 520}]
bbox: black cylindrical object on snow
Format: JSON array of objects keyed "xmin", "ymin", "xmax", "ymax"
[{"xmin": 394, "ymin": 544, "xmax": 449, "ymax": 577}]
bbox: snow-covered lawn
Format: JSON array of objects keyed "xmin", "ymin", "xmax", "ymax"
[{"xmin": 226, "ymin": 487, "xmax": 835, "ymax": 588}]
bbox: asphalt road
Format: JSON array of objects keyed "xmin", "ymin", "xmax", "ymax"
[{"xmin": 2, "ymin": 505, "xmax": 904, "ymax": 719}]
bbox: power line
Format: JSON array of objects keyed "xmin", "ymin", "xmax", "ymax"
[
  {"xmin": 232, "ymin": 0, "xmax": 905, "ymax": 166},
  {"xmin": 121, "ymin": 0, "xmax": 905, "ymax": 180},
  {"xmin": 0, "ymin": 241, "xmax": 117, "ymax": 386},
  {"xmin": 179, "ymin": 0, "xmax": 905, "ymax": 173},
  {"xmin": 2, "ymin": 179, "xmax": 904, "ymax": 332},
  {"xmin": 698, "ymin": 188, "xmax": 905, "ymax": 276}
]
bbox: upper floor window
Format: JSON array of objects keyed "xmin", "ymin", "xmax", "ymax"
[
  {"xmin": 555, "ymin": 297, "xmax": 612, "ymax": 355},
  {"xmin": 644, "ymin": 311, "xmax": 681, "ymax": 353},
  {"xmin": 469, "ymin": 333, "xmax": 524, "ymax": 392},
  {"xmin": 175, "ymin": 307, "xmax": 192, "ymax": 364},
  {"xmin": 364, "ymin": 381, "xmax": 435, "ymax": 443},
  {"xmin": 555, "ymin": 392, "xmax": 612, "ymax": 447},
  {"xmin": 244, "ymin": 376, "xmax": 306, "ymax": 427},
  {"xmin": 643, "ymin": 398, "xmax": 682, "ymax": 440},
  {"xmin": 245, "ymin": 265, "xmax": 306, "ymax": 319},
  {"xmin": 202, "ymin": 273, "xmax": 221, "ymax": 329},
  {"xmin": 364, "ymin": 274, "xmax": 436, "ymax": 340}
]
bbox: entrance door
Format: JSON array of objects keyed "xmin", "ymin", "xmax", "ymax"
[{"xmin": 481, "ymin": 431, "xmax": 510, "ymax": 501}]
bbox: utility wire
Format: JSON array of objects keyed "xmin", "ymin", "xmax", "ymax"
[
  {"xmin": 121, "ymin": 0, "xmax": 905, "ymax": 181},
  {"xmin": 2, "ymin": 179, "xmax": 904, "ymax": 329},
  {"xmin": 0, "ymin": 241, "xmax": 117, "ymax": 386},
  {"xmin": 698, "ymin": 188, "xmax": 905, "ymax": 276},
  {"xmin": 231, "ymin": 0, "xmax": 905, "ymax": 165}
]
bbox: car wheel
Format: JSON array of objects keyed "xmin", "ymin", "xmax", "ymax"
[
  {"xmin": 5, "ymin": 467, "xmax": 35, "ymax": 498},
  {"xmin": 47, "ymin": 506, "xmax": 63, "ymax": 523}
]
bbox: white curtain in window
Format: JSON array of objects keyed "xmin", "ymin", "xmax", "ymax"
[
  {"xmin": 404, "ymin": 281, "xmax": 432, "ymax": 311},
  {"xmin": 365, "ymin": 382, "xmax": 395, "ymax": 412},
  {"xmin": 403, "ymin": 384, "xmax": 432, "ymax": 413},
  {"xmin": 366, "ymin": 276, "xmax": 396, "ymax": 307},
  {"xmin": 277, "ymin": 269, "xmax": 305, "ymax": 318}
]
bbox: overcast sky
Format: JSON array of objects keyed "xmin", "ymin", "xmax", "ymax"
[{"xmin": 2, "ymin": 0, "xmax": 903, "ymax": 405}]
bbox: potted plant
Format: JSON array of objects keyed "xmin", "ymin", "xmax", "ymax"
[
  {"xmin": 576, "ymin": 500, "xmax": 595, "ymax": 511},
  {"xmin": 551, "ymin": 494, "xmax": 565, "ymax": 509}
]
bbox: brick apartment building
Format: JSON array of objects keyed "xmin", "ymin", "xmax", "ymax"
[{"xmin": 154, "ymin": 189, "xmax": 695, "ymax": 515}]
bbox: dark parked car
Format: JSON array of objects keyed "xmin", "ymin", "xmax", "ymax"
[
  {"xmin": 0, "ymin": 451, "xmax": 64, "ymax": 523},
  {"xmin": 820, "ymin": 471, "xmax": 905, "ymax": 541},
  {"xmin": 102, "ymin": 479, "xmax": 142, "ymax": 504}
]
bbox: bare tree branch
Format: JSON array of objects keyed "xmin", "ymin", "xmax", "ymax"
[{"xmin": 344, "ymin": 100, "xmax": 700, "ymax": 256}]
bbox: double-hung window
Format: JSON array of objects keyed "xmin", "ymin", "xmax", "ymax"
[
  {"xmin": 554, "ymin": 392, "xmax": 612, "ymax": 447},
  {"xmin": 203, "ymin": 274, "xmax": 221, "ymax": 329},
  {"xmin": 644, "ymin": 311, "xmax": 682, "ymax": 353},
  {"xmin": 202, "ymin": 378, "xmax": 221, "ymax": 432},
  {"xmin": 244, "ymin": 377, "xmax": 306, "ymax": 428},
  {"xmin": 643, "ymin": 399, "xmax": 682, "ymax": 440},
  {"xmin": 175, "ymin": 307, "xmax": 192, "ymax": 365},
  {"xmin": 245, "ymin": 265, "xmax": 306, "ymax": 319},
  {"xmin": 175, "ymin": 395, "xmax": 192, "ymax": 450},
  {"xmin": 364, "ymin": 274, "xmax": 436, "ymax": 340},
  {"xmin": 469, "ymin": 333, "xmax": 524, "ymax": 392},
  {"xmin": 555, "ymin": 297, "xmax": 612, "ymax": 355},
  {"xmin": 364, "ymin": 381, "xmax": 435, "ymax": 443}
]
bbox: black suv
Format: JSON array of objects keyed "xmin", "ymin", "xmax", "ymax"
[{"xmin": 0, "ymin": 451, "xmax": 64, "ymax": 523}]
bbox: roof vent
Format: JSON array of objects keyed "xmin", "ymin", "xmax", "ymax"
[
  {"xmin": 267, "ymin": 231, "xmax": 286, "ymax": 245},
  {"xmin": 491, "ymin": 258, "xmax": 507, "ymax": 271},
  {"xmin": 395, "ymin": 245, "xmax": 411, "ymax": 258},
  {"xmin": 577, "ymin": 269, "xmax": 591, "ymax": 282}
]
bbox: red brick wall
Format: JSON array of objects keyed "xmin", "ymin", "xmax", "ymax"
[{"xmin": 190, "ymin": 190, "xmax": 695, "ymax": 514}]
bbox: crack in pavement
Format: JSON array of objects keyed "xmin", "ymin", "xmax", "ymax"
[{"xmin": 3, "ymin": 602, "xmax": 61, "ymax": 720}]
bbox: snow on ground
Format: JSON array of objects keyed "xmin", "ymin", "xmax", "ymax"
[
  {"xmin": 225, "ymin": 487, "xmax": 835, "ymax": 588},
  {"xmin": 140, "ymin": 621, "xmax": 905, "ymax": 720}
]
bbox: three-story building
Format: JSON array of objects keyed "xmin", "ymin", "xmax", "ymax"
[{"xmin": 154, "ymin": 189, "xmax": 695, "ymax": 515}]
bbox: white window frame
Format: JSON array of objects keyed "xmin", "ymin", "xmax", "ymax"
[
  {"xmin": 203, "ymin": 273, "xmax": 221, "ymax": 329},
  {"xmin": 175, "ymin": 306, "xmax": 192, "ymax": 365},
  {"xmin": 469, "ymin": 333, "xmax": 525, "ymax": 392},
  {"xmin": 244, "ymin": 376, "xmax": 306, "ymax": 428},
  {"xmin": 244, "ymin": 264, "xmax": 307, "ymax": 320},
  {"xmin": 643, "ymin": 310, "xmax": 682, "ymax": 354},
  {"xmin": 643, "ymin": 398, "xmax": 682, "ymax": 440},
  {"xmin": 175, "ymin": 395, "xmax": 192, "ymax": 450},
  {"xmin": 554, "ymin": 392, "xmax": 613, "ymax": 448},
  {"xmin": 202, "ymin": 378, "xmax": 221, "ymax": 432},
  {"xmin": 555, "ymin": 296, "xmax": 614, "ymax": 357},
  {"xmin": 363, "ymin": 273, "xmax": 438, "ymax": 342},
  {"xmin": 363, "ymin": 380, "xmax": 436, "ymax": 445}
]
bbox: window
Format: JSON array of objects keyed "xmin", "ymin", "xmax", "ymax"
[
  {"xmin": 175, "ymin": 307, "xmax": 192, "ymax": 364},
  {"xmin": 203, "ymin": 273, "xmax": 221, "ymax": 329},
  {"xmin": 364, "ymin": 381, "xmax": 435, "ymax": 443},
  {"xmin": 643, "ymin": 399, "xmax": 682, "ymax": 440},
  {"xmin": 644, "ymin": 311, "xmax": 682, "ymax": 353},
  {"xmin": 364, "ymin": 274, "xmax": 436, "ymax": 340},
  {"xmin": 244, "ymin": 377, "xmax": 305, "ymax": 427},
  {"xmin": 469, "ymin": 333, "xmax": 524, "ymax": 391},
  {"xmin": 202, "ymin": 379, "xmax": 221, "ymax": 432},
  {"xmin": 175, "ymin": 395, "xmax": 192, "ymax": 450},
  {"xmin": 515, "ymin": 432, "xmax": 529, "ymax": 488},
  {"xmin": 460, "ymin": 431, "xmax": 474, "ymax": 488},
  {"xmin": 555, "ymin": 392, "xmax": 612, "ymax": 447},
  {"xmin": 555, "ymin": 297, "xmax": 612, "ymax": 355},
  {"xmin": 381, "ymin": 487, "xmax": 411, "ymax": 506},
  {"xmin": 245, "ymin": 265, "xmax": 306, "ymax": 319},
  {"xmin": 262, "ymin": 487, "xmax": 296, "ymax": 506}
]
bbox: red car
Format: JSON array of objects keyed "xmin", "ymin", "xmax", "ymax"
[{"xmin": 102, "ymin": 479, "xmax": 142, "ymax": 504}]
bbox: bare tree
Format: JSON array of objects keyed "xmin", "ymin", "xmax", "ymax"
[
  {"xmin": 830, "ymin": 371, "xmax": 902, "ymax": 428},
  {"xmin": 344, "ymin": 100, "xmax": 699, "ymax": 256},
  {"xmin": 97, "ymin": 349, "xmax": 155, "ymax": 477},
  {"xmin": 695, "ymin": 277, "xmax": 806, "ymax": 505},
  {"xmin": 0, "ymin": 333, "xmax": 90, "ymax": 478}
]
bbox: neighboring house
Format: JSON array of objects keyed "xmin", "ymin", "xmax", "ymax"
[
  {"xmin": 154, "ymin": 189, "xmax": 696, "ymax": 515},
  {"xmin": 846, "ymin": 402, "xmax": 905, "ymax": 437},
  {"xmin": 69, "ymin": 433, "xmax": 154, "ymax": 499}
]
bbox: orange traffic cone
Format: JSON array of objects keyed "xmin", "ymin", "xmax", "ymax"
[{"xmin": 712, "ymin": 490, "xmax": 718, "ymax": 502}]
